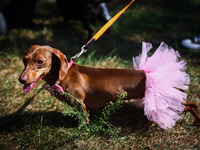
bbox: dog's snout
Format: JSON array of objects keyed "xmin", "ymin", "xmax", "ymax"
[{"xmin": 18, "ymin": 75, "xmax": 27, "ymax": 84}]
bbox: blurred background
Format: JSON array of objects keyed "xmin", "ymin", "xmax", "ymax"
[{"xmin": 0, "ymin": 0, "xmax": 199, "ymax": 59}]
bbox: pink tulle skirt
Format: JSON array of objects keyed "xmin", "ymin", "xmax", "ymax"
[{"xmin": 133, "ymin": 42, "xmax": 190, "ymax": 129}]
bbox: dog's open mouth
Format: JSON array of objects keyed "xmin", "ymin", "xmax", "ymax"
[{"xmin": 23, "ymin": 74, "xmax": 45, "ymax": 92}]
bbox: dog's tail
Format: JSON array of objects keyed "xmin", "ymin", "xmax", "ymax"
[{"xmin": 133, "ymin": 42, "xmax": 190, "ymax": 129}]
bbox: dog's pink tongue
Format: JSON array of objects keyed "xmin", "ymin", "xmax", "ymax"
[
  {"xmin": 23, "ymin": 75, "xmax": 44, "ymax": 92},
  {"xmin": 23, "ymin": 82, "xmax": 36, "ymax": 92}
]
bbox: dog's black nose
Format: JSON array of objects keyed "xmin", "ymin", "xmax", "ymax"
[{"xmin": 18, "ymin": 76, "xmax": 27, "ymax": 84}]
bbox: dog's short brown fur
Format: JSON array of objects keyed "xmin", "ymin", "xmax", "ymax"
[{"xmin": 19, "ymin": 45, "xmax": 200, "ymax": 126}]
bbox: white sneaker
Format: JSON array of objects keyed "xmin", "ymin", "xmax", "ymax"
[{"xmin": 182, "ymin": 35, "xmax": 200, "ymax": 50}]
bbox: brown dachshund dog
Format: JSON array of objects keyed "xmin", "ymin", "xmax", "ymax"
[{"xmin": 18, "ymin": 45, "xmax": 200, "ymax": 127}]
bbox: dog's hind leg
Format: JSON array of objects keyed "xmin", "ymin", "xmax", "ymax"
[{"xmin": 183, "ymin": 102, "xmax": 200, "ymax": 127}]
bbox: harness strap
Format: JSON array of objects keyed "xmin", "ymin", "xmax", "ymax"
[{"xmin": 44, "ymin": 84, "xmax": 64, "ymax": 96}]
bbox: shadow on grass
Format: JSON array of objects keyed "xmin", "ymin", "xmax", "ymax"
[
  {"xmin": 0, "ymin": 88, "xmax": 77, "ymax": 133},
  {"xmin": 0, "ymin": 111, "xmax": 77, "ymax": 133},
  {"xmin": 110, "ymin": 102, "xmax": 150, "ymax": 133},
  {"xmin": 0, "ymin": 94, "xmax": 149, "ymax": 134}
]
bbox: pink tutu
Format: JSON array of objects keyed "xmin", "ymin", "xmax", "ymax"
[{"xmin": 133, "ymin": 42, "xmax": 190, "ymax": 129}]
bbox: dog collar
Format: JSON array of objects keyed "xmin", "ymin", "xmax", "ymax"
[{"xmin": 68, "ymin": 59, "xmax": 74, "ymax": 70}]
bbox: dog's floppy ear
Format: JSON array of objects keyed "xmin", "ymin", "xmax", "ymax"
[{"xmin": 52, "ymin": 48, "xmax": 68, "ymax": 81}]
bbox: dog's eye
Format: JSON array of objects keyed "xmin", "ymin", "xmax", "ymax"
[{"xmin": 36, "ymin": 60, "xmax": 44, "ymax": 65}]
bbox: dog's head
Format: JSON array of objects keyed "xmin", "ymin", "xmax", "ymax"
[{"xmin": 18, "ymin": 45, "xmax": 68, "ymax": 92}]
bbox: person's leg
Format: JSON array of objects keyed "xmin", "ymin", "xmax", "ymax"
[
  {"xmin": 0, "ymin": 8, "xmax": 7, "ymax": 35},
  {"xmin": 4, "ymin": 0, "xmax": 37, "ymax": 29}
]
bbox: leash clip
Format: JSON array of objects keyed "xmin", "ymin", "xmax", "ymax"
[{"xmin": 71, "ymin": 45, "xmax": 87, "ymax": 60}]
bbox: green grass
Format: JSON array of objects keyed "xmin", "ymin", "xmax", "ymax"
[{"xmin": 0, "ymin": 0, "xmax": 200, "ymax": 149}]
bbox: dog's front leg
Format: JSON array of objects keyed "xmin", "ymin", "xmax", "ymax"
[
  {"xmin": 79, "ymin": 100, "xmax": 89, "ymax": 123},
  {"xmin": 52, "ymin": 88, "xmax": 89, "ymax": 123},
  {"xmin": 70, "ymin": 90, "xmax": 89, "ymax": 123}
]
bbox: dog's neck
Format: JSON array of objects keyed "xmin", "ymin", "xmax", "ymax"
[
  {"xmin": 43, "ymin": 59, "xmax": 73, "ymax": 85},
  {"xmin": 43, "ymin": 60, "xmax": 74, "ymax": 95}
]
